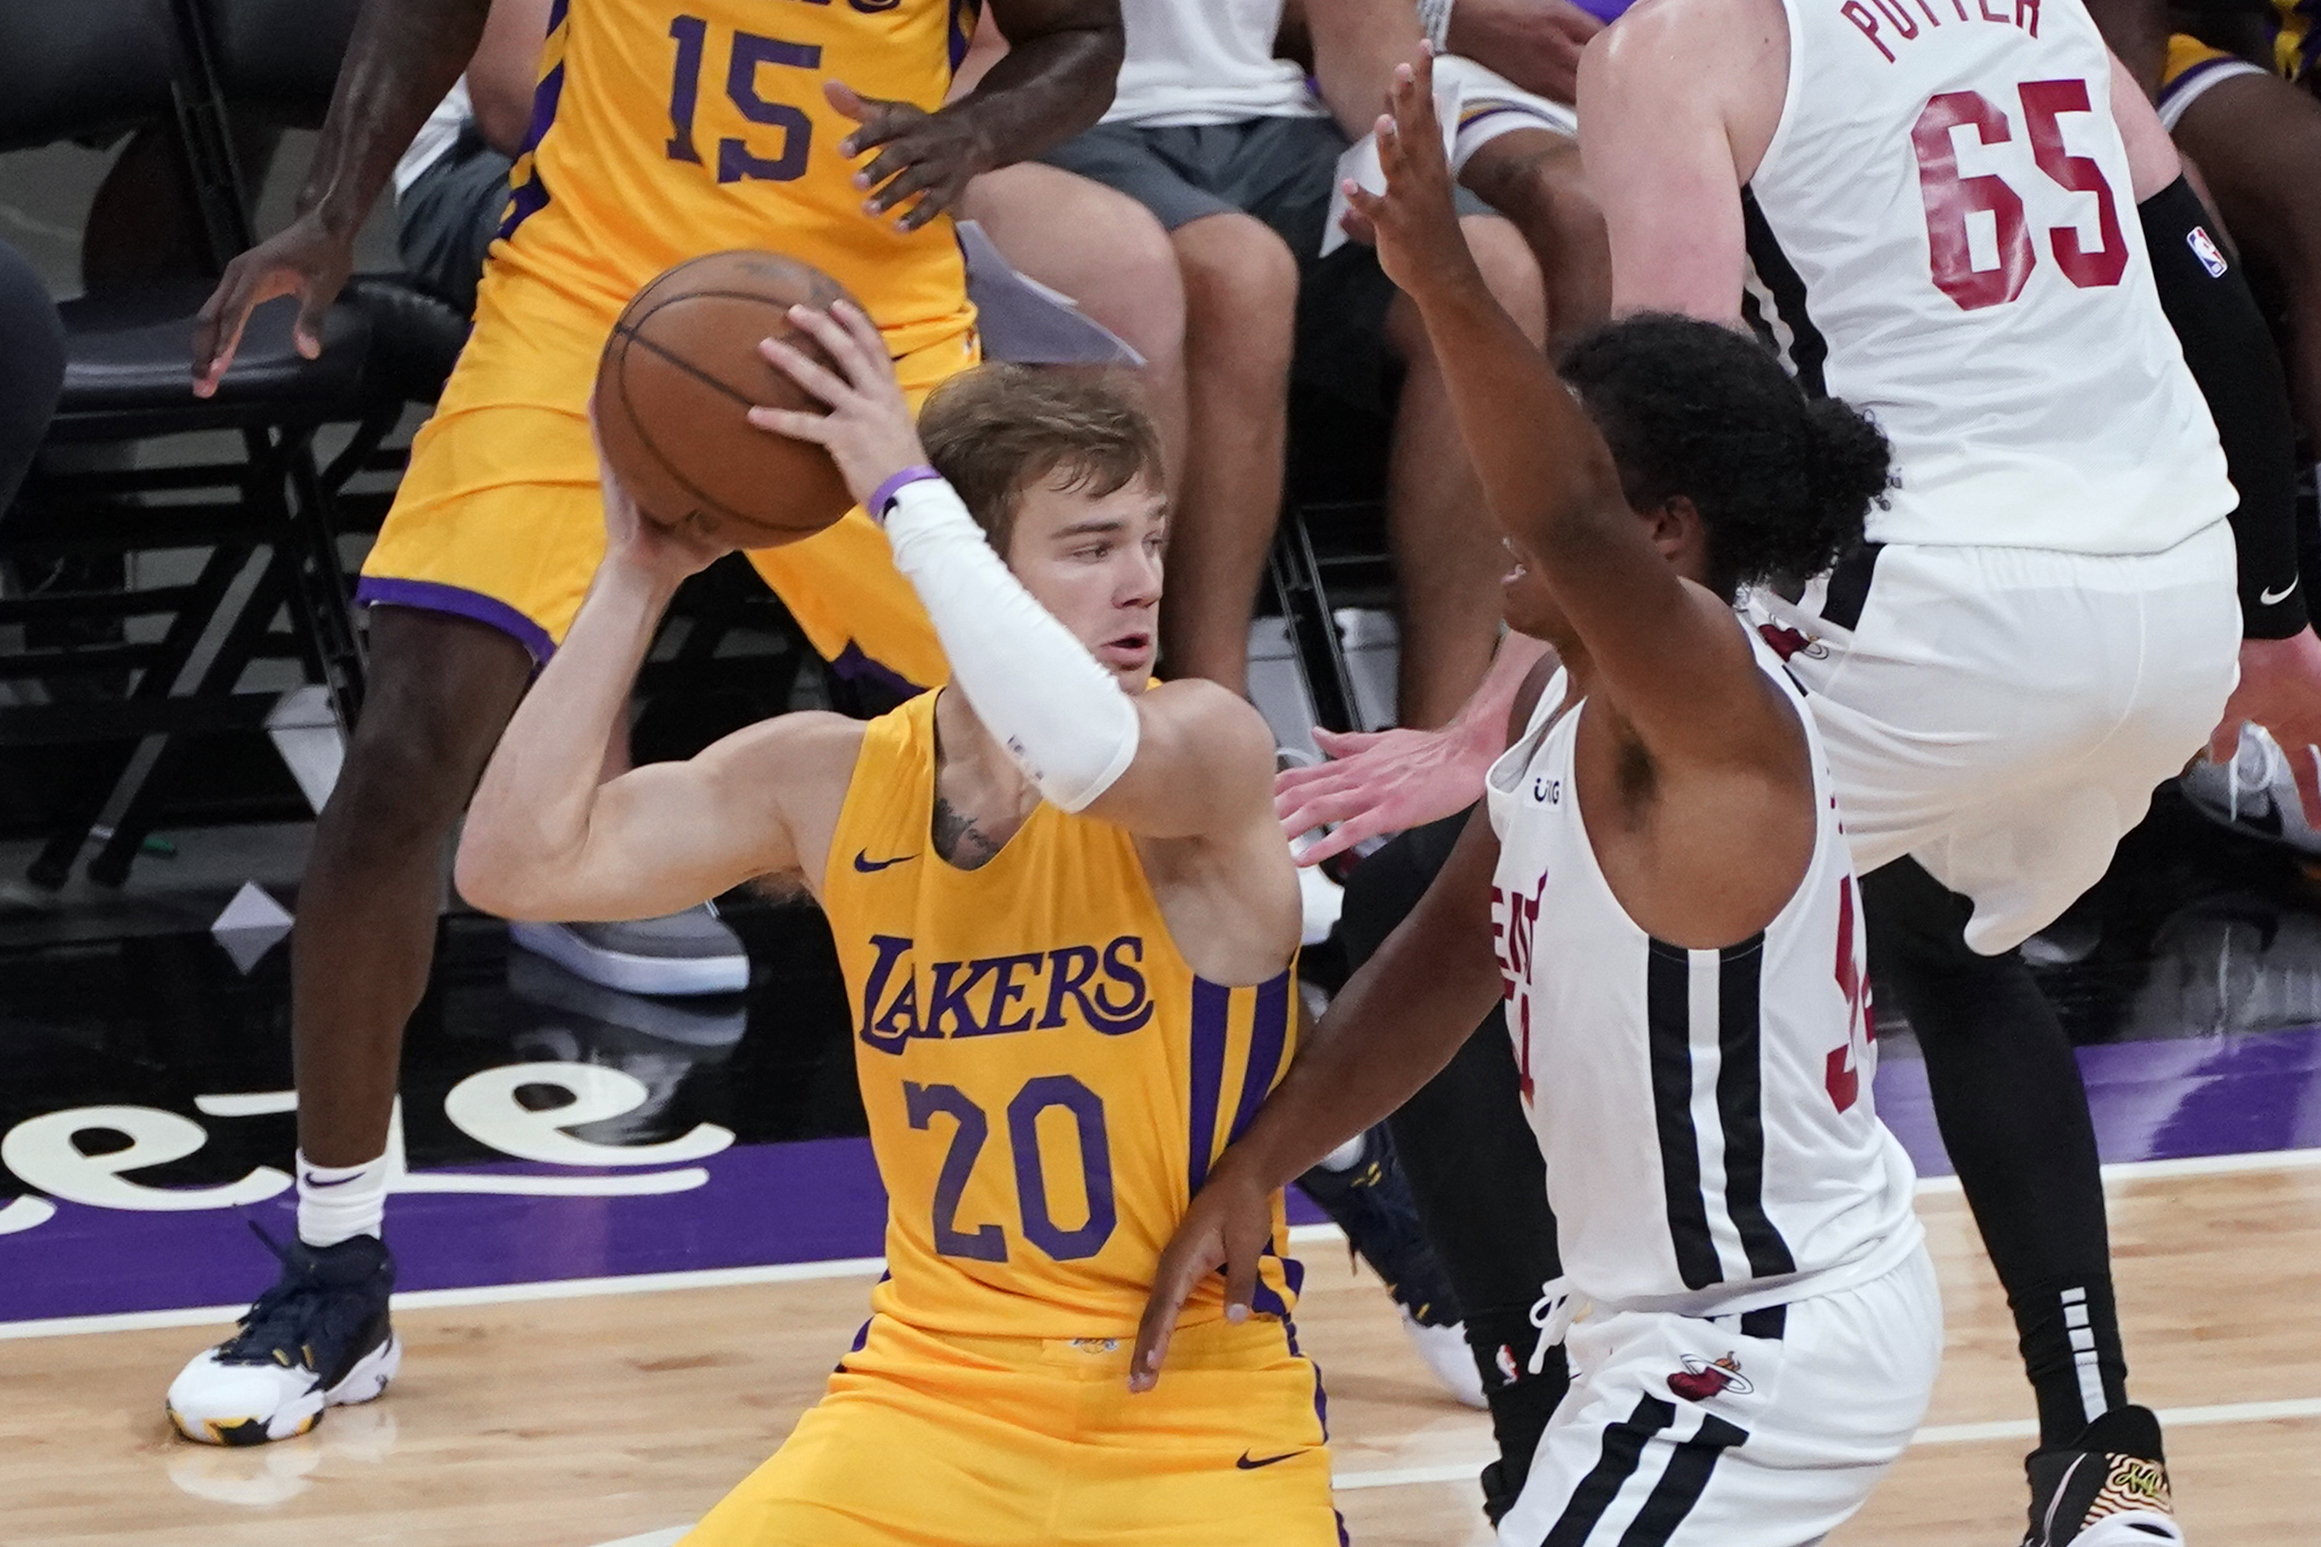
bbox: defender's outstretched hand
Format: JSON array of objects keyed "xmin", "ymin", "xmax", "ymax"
[
  {"xmin": 1339, "ymin": 48, "xmax": 1481, "ymax": 302},
  {"xmin": 1130, "ymin": 1162, "xmax": 1275, "ymax": 1393},
  {"xmin": 750, "ymin": 300, "xmax": 930, "ymax": 512},
  {"xmin": 828, "ymin": 79, "xmax": 992, "ymax": 233},
  {"xmin": 1276, "ymin": 721, "xmax": 1499, "ymax": 861}
]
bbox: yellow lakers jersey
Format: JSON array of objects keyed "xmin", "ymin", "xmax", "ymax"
[
  {"xmin": 495, "ymin": 0, "xmax": 977, "ymax": 356},
  {"xmin": 823, "ymin": 693, "xmax": 1302, "ymax": 1339}
]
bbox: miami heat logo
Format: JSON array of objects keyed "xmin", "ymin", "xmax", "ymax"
[{"xmin": 1667, "ymin": 1352, "xmax": 1753, "ymax": 1401}]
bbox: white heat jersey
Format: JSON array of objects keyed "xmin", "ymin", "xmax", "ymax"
[
  {"xmin": 1744, "ymin": 0, "xmax": 2232, "ymax": 554},
  {"xmin": 1486, "ymin": 636, "xmax": 1921, "ymax": 1314}
]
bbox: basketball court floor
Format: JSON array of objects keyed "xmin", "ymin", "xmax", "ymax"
[{"xmin": 4, "ymin": 787, "xmax": 2317, "ymax": 1544}]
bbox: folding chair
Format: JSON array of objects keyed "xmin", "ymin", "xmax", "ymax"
[{"xmin": 0, "ymin": 0, "xmax": 462, "ymax": 888}]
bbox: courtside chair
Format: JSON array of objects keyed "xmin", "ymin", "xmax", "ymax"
[{"xmin": 0, "ymin": 0, "xmax": 453, "ymax": 889}]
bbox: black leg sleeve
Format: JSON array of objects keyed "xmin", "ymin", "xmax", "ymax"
[
  {"xmin": 2142, "ymin": 173, "xmax": 2306, "ymax": 637},
  {"xmin": 1861, "ymin": 857, "xmax": 2128, "ymax": 1449},
  {"xmin": 0, "ymin": 239, "xmax": 63, "ymax": 517},
  {"xmin": 1340, "ymin": 811, "xmax": 1567, "ymax": 1521}
]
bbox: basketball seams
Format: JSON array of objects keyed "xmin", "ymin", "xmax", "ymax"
[{"xmin": 597, "ymin": 252, "xmax": 861, "ymax": 544}]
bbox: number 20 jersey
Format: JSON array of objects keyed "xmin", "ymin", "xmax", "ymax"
[
  {"xmin": 821, "ymin": 691, "xmax": 1302, "ymax": 1339},
  {"xmin": 1484, "ymin": 638, "xmax": 1922, "ymax": 1314},
  {"xmin": 1744, "ymin": 0, "xmax": 2232, "ymax": 554},
  {"xmin": 498, "ymin": 0, "xmax": 977, "ymax": 358}
]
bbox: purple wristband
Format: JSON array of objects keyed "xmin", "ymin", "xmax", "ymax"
[{"xmin": 870, "ymin": 465, "xmax": 943, "ymax": 522}]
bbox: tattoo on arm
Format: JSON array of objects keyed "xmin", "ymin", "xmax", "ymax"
[{"xmin": 932, "ymin": 796, "xmax": 1005, "ymax": 870}]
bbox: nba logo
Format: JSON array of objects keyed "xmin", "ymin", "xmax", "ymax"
[{"xmin": 2187, "ymin": 227, "xmax": 2228, "ymax": 279}]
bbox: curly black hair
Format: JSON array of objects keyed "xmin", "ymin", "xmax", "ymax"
[{"xmin": 1556, "ymin": 313, "xmax": 1893, "ymax": 598}]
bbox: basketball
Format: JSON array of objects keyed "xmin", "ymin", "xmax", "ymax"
[{"xmin": 592, "ymin": 249, "xmax": 863, "ymax": 548}]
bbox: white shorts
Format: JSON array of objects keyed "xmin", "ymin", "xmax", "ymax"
[
  {"xmin": 1748, "ymin": 522, "xmax": 2239, "ymax": 953},
  {"xmin": 1498, "ymin": 1247, "xmax": 1943, "ymax": 1547}
]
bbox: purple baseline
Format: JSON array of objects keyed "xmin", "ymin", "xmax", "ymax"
[{"xmin": 6, "ymin": 1026, "xmax": 2319, "ymax": 1324}]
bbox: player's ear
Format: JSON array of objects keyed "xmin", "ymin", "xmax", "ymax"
[{"xmin": 1646, "ymin": 495, "xmax": 1706, "ymax": 574}]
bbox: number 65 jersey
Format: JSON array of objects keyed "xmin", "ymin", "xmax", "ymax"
[
  {"xmin": 1745, "ymin": 0, "xmax": 2232, "ymax": 555},
  {"xmin": 821, "ymin": 691, "xmax": 1302, "ymax": 1339}
]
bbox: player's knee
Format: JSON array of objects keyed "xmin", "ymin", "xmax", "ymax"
[
  {"xmin": 1080, "ymin": 197, "xmax": 1187, "ymax": 367},
  {"xmin": 1171, "ymin": 213, "xmax": 1298, "ymax": 366},
  {"xmin": 325, "ymin": 618, "xmax": 530, "ymax": 852}
]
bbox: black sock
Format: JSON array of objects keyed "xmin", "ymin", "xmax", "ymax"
[
  {"xmin": 1343, "ymin": 812, "xmax": 1570, "ymax": 1508},
  {"xmin": 1861, "ymin": 858, "xmax": 2129, "ymax": 1449}
]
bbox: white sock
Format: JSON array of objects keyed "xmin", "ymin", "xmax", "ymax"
[
  {"xmin": 296, "ymin": 1150, "xmax": 390, "ymax": 1248},
  {"xmin": 1316, "ymin": 1135, "xmax": 1367, "ymax": 1173}
]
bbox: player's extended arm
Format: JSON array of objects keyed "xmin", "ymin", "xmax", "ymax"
[
  {"xmin": 1345, "ymin": 51, "xmax": 1786, "ymax": 766},
  {"xmin": 1273, "ymin": 631, "xmax": 1550, "ymax": 860},
  {"xmin": 456, "ymin": 477, "xmax": 853, "ymax": 923},
  {"xmin": 1131, "ymin": 801, "xmax": 1507, "ymax": 1386},
  {"xmin": 1576, "ymin": 0, "xmax": 1764, "ymax": 321},
  {"xmin": 829, "ymin": 0, "xmax": 1122, "ymax": 231},
  {"xmin": 467, "ymin": 0, "xmax": 556, "ymax": 159},
  {"xmin": 190, "ymin": 0, "xmax": 493, "ymax": 393}
]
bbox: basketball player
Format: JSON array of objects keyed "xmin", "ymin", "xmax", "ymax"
[
  {"xmin": 165, "ymin": 0, "xmax": 1124, "ymax": 1444},
  {"xmin": 454, "ymin": 316, "xmax": 1331, "ymax": 1545},
  {"xmin": 1278, "ymin": 10, "xmax": 2321, "ymax": 1537},
  {"xmin": 1137, "ymin": 66, "xmax": 1940, "ymax": 1544}
]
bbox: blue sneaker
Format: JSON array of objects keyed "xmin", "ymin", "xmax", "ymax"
[
  {"xmin": 167, "ymin": 1228, "xmax": 400, "ymax": 1445},
  {"xmin": 1297, "ymin": 1126, "xmax": 1484, "ymax": 1407}
]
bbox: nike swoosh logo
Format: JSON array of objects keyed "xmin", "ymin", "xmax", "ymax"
[
  {"xmin": 2263, "ymin": 580, "xmax": 2299, "ymax": 606},
  {"xmin": 1236, "ymin": 1450, "xmax": 1305, "ymax": 1470},
  {"xmin": 302, "ymin": 1172, "xmax": 358, "ymax": 1188},
  {"xmin": 852, "ymin": 850, "xmax": 916, "ymax": 873}
]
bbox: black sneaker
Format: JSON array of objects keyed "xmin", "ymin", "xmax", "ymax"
[
  {"xmin": 1297, "ymin": 1125, "xmax": 1483, "ymax": 1407},
  {"xmin": 166, "ymin": 1227, "xmax": 400, "ymax": 1445},
  {"xmin": 2022, "ymin": 1405, "xmax": 2183, "ymax": 1546}
]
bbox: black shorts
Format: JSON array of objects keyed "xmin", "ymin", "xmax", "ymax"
[
  {"xmin": 1041, "ymin": 115, "xmax": 1488, "ymax": 414},
  {"xmin": 393, "ymin": 124, "xmax": 514, "ymax": 319}
]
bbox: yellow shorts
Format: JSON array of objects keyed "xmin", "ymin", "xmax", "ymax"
[
  {"xmin": 682, "ymin": 1314, "xmax": 1342, "ymax": 1547},
  {"xmin": 357, "ymin": 270, "xmax": 969, "ymax": 693}
]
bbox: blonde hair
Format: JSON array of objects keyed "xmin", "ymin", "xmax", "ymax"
[{"xmin": 917, "ymin": 365, "xmax": 1165, "ymax": 554}]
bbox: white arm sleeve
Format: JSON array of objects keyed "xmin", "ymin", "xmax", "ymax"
[{"xmin": 883, "ymin": 478, "xmax": 1141, "ymax": 813}]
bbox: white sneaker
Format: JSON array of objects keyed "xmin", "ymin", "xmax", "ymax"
[
  {"xmin": 168, "ymin": 1232, "xmax": 400, "ymax": 1446},
  {"xmin": 1399, "ymin": 1307, "xmax": 1487, "ymax": 1409},
  {"xmin": 508, "ymin": 903, "xmax": 748, "ymax": 996}
]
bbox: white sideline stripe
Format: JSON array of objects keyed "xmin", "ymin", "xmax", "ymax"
[
  {"xmin": 11, "ymin": 1146, "xmax": 2320, "ymax": 1343},
  {"xmin": 1911, "ymin": 1144, "xmax": 2321, "ymax": 1196},
  {"xmin": 0, "ymin": 1224, "xmax": 1352, "ymax": 1342}
]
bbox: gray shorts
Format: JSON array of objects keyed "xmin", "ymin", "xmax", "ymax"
[
  {"xmin": 1041, "ymin": 115, "xmax": 1487, "ymax": 414},
  {"xmin": 393, "ymin": 124, "xmax": 513, "ymax": 319}
]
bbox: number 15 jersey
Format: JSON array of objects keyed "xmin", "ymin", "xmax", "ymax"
[
  {"xmin": 1744, "ymin": 0, "xmax": 2231, "ymax": 555},
  {"xmin": 821, "ymin": 691, "xmax": 1302, "ymax": 1339},
  {"xmin": 497, "ymin": 0, "xmax": 977, "ymax": 358}
]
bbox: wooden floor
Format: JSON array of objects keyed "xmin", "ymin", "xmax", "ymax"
[{"xmin": 8, "ymin": 1163, "xmax": 2316, "ymax": 1546}]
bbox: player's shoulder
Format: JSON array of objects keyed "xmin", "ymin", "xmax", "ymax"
[
  {"xmin": 1600, "ymin": 0, "xmax": 1782, "ymax": 56},
  {"xmin": 1140, "ymin": 677, "xmax": 1278, "ymax": 776},
  {"xmin": 1590, "ymin": 0, "xmax": 1786, "ymax": 109}
]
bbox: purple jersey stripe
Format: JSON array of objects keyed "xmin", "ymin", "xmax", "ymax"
[
  {"xmin": 496, "ymin": 58, "xmax": 568, "ymax": 244},
  {"xmin": 1225, "ymin": 970, "xmax": 1292, "ymax": 1146},
  {"xmin": 1186, "ymin": 978, "xmax": 1232, "ymax": 1193}
]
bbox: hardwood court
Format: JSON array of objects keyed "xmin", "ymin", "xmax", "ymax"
[{"xmin": 7, "ymin": 1160, "xmax": 2314, "ymax": 1547}]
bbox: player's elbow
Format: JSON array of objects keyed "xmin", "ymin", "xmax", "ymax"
[{"xmin": 452, "ymin": 822, "xmax": 561, "ymax": 921}]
